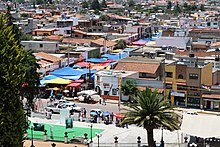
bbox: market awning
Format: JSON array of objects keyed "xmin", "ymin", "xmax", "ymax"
[
  {"xmin": 113, "ymin": 113, "xmax": 125, "ymax": 119},
  {"xmin": 44, "ymin": 77, "xmax": 72, "ymax": 84},
  {"xmin": 181, "ymin": 114, "xmax": 220, "ymax": 138},
  {"xmin": 66, "ymin": 82, "xmax": 81, "ymax": 87}
]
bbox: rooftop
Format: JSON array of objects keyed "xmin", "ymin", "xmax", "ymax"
[{"xmin": 95, "ymin": 69, "xmax": 137, "ymax": 78}]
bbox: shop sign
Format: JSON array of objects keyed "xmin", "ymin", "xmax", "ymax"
[{"xmin": 171, "ymin": 91, "xmax": 185, "ymax": 97}]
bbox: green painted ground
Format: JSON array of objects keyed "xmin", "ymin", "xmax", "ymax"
[{"xmin": 27, "ymin": 122, "xmax": 104, "ymax": 142}]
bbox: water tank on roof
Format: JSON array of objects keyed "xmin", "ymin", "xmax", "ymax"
[{"xmin": 189, "ymin": 53, "xmax": 194, "ymax": 57}]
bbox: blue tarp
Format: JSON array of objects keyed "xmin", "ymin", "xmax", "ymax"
[
  {"xmin": 86, "ymin": 58, "xmax": 107, "ymax": 63},
  {"xmin": 81, "ymin": 68, "xmax": 97, "ymax": 74},
  {"xmin": 59, "ymin": 75, "xmax": 81, "ymax": 80},
  {"xmin": 123, "ymin": 48, "xmax": 138, "ymax": 52},
  {"xmin": 50, "ymin": 67, "xmax": 87, "ymax": 76},
  {"xmin": 102, "ymin": 53, "xmax": 128, "ymax": 60},
  {"xmin": 42, "ymin": 75, "xmax": 57, "ymax": 80}
]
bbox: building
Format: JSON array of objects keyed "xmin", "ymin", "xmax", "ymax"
[
  {"xmin": 57, "ymin": 15, "xmax": 78, "ymax": 28},
  {"xmin": 21, "ymin": 40, "xmax": 59, "ymax": 53},
  {"xmin": 165, "ymin": 61, "xmax": 212, "ymax": 108},
  {"xmin": 34, "ymin": 52, "xmax": 64, "ymax": 76},
  {"xmin": 94, "ymin": 69, "xmax": 139, "ymax": 100},
  {"xmin": 32, "ymin": 28, "xmax": 58, "ymax": 36},
  {"xmin": 114, "ymin": 56, "xmax": 164, "ymax": 80}
]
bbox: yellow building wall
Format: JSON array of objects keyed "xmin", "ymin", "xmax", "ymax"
[
  {"xmin": 165, "ymin": 64, "xmax": 176, "ymax": 105},
  {"xmin": 201, "ymin": 63, "xmax": 212, "ymax": 86}
]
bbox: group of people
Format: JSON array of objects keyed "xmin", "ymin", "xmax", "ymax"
[{"xmin": 78, "ymin": 108, "xmax": 87, "ymax": 121}]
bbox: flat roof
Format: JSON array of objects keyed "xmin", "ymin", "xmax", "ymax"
[{"xmin": 96, "ymin": 69, "xmax": 137, "ymax": 78}]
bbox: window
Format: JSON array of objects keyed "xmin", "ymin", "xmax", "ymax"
[
  {"xmin": 75, "ymin": 34, "xmax": 78, "ymax": 37},
  {"xmin": 40, "ymin": 44, "xmax": 43, "ymax": 48},
  {"xmin": 103, "ymin": 83, "xmax": 110, "ymax": 88},
  {"xmin": 177, "ymin": 85, "xmax": 187, "ymax": 90},
  {"xmin": 189, "ymin": 86, "xmax": 197, "ymax": 91},
  {"xmin": 189, "ymin": 73, "xmax": 198, "ymax": 79},
  {"xmin": 178, "ymin": 74, "xmax": 183, "ymax": 79},
  {"xmin": 112, "ymin": 88, "xmax": 117, "ymax": 95},
  {"xmin": 165, "ymin": 72, "xmax": 173, "ymax": 78},
  {"xmin": 104, "ymin": 91, "xmax": 109, "ymax": 95},
  {"xmin": 166, "ymin": 84, "xmax": 172, "ymax": 89}
]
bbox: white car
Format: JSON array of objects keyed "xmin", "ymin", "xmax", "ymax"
[
  {"xmin": 62, "ymin": 102, "xmax": 82, "ymax": 113},
  {"xmin": 90, "ymin": 109, "xmax": 103, "ymax": 117}
]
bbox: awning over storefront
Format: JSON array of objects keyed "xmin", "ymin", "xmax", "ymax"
[
  {"xmin": 176, "ymin": 82, "xmax": 186, "ymax": 86},
  {"xmin": 181, "ymin": 114, "xmax": 220, "ymax": 138},
  {"xmin": 44, "ymin": 77, "xmax": 72, "ymax": 84},
  {"xmin": 202, "ymin": 94, "xmax": 220, "ymax": 99},
  {"xmin": 164, "ymin": 81, "xmax": 172, "ymax": 84}
]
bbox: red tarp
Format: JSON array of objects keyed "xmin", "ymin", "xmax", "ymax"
[
  {"xmin": 74, "ymin": 79, "xmax": 84, "ymax": 83},
  {"xmin": 66, "ymin": 82, "xmax": 81, "ymax": 87},
  {"xmin": 113, "ymin": 113, "xmax": 125, "ymax": 119},
  {"xmin": 76, "ymin": 62, "xmax": 94, "ymax": 67}
]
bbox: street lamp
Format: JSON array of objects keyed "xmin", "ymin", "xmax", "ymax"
[
  {"xmin": 160, "ymin": 127, "xmax": 164, "ymax": 147},
  {"xmin": 96, "ymin": 133, "xmax": 102, "ymax": 147},
  {"xmin": 30, "ymin": 126, "xmax": 35, "ymax": 147},
  {"xmin": 89, "ymin": 124, "xmax": 93, "ymax": 143}
]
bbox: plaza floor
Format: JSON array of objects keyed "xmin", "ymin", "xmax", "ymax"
[{"xmin": 27, "ymin": 121, "xmax": 103, "ymax": 142}]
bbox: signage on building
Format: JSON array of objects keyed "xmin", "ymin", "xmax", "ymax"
[{"xmin": 171, "ymin": 91, "xmax": 185, "ymax": 97}]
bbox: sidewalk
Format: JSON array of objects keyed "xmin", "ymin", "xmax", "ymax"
[
  {"xmin": 174, "ymin": 107, "xmax": 220, "ymax": 115},
  {"xmin": 23, "ymin": 140, "xmax": 86, "ymax": 147}
]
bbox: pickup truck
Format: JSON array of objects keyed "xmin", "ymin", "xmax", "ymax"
[
  {"xmin": 62, "ymin": 102, "xmax": 82, "ymax": 113},
  {"xmin": 46, "ymin": 103, "xmax": 64, "ymax": 114}
]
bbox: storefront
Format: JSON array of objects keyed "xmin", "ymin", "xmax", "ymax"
[
  {"xmin": 202, "ymin": 94, "xmax": 220, "ymax": 110},
  {"xmin": 187, "ymin": 97, "xmax": 200, "ymax": 108},
  {"xmin": 171, "ymin": 91, "xmax": 186, "ymax": 106}
]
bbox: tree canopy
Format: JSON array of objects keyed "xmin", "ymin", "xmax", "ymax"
[
  {"xmin": 122, "ymin": 88, "xmax": 180, "ymax": 147},
  {"xmin": 91, "ymin": 0, "xmax": 100, "ymax": 10},
  {"xmin": 0, "ymin": 14, "xmax": 25, "ymax": 146}
]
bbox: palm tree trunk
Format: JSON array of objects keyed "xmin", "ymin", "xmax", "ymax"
[{"xmin": 146, "ymin": 128, "xmax": 154, "ymax": 147}]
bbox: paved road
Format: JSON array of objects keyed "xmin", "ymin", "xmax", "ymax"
[{"xmin": 35, "ymin": 98, "xmax": 127, "ymax": 115}]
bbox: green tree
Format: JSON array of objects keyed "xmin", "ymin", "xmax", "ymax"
[
  {"xmin": 167, "ymin": 1, "xmax": 172, "ymax": 10},
  {"xmin": 99, "ymin": 14, "xmax": 109, "ymax": 21},
  {"xmin": 20, "ymin": 13, "xmax": 29, "ymax": 18},
  {"xmin": 0, "ymin": 14, "xmax": 25, "ymax": 146},
  {"xmin": 200, "ymin": 4, "xmax": 205, "ymax": 11},
  {"xmin": 21, "ymin": 50, "xmax": 40, "ymax": 110},
  {"xmin": 82, "ymin": 1, "xmax": 89, "ymax": 8},
  {"xmin": 174, "ymin": 2, "xmax": 181, "ymax": 14},
  {"xmin": 121, "ymin": 79, "xmax": 138, "ymax": 102},
  {"xmin": 100, "ymin": 0, "xmax": 107, "ymax": 8},
  {"xmin": 116, "ymin": 39, "xmax": 126, "ymax": 49},
  {"xmin": 121, "ymin": 88, "xmax": 180, "ymax": 147},
  {"xmin": 91, "ymin": 0, "xmax": 100, "ymax": 10},
  {"xmin": 128, "ymin": 0, "xmax": 135, "ymax": 8},
  {"xmin": 121, "ymin": 79, "xmax": 138, "ymax": 96},
  {"xmin": 94, "ymin": 9, "xmax": 100, "ymax": 15}
]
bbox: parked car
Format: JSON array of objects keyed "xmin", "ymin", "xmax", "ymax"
[
  {"xmin": 62, "ymin": 102, "xmax": 82, "ymax": 113},
  {"xmin": 90, "ymin": 109, "xmax": 103, "ymax": 117},
  {"xmin": 46, "ymin": 103, "xmax": 64, "ymax": 114}
]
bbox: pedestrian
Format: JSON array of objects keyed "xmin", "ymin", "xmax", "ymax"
[{"xmin": 84, "ymin": 108, "xmax": 87, "ymax": 118}]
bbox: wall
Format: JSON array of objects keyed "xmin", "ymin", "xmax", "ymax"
[
  {"xmin": 212, "ymin": 70, "xmax": 220, "ymax": 85},
  {"xmin": 21, "ymin": 41, "xmax": 59, "ymax": 53},
  {"xmin": 201, "ymin": 63, "xmax": 212, "ymax": 86}
]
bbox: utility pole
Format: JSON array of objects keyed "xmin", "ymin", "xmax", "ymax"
[
  {"xmin": 67, "ymin": 44, "xmax": 70, "ymax": 66},
  {"xmin": 162, "ymin": 59, "xmax": 166, "ymax": 98}
]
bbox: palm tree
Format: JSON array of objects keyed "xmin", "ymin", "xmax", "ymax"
[{"xmin": 121, "ymin": 88, "xmax": 180, "ymax": 147}]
